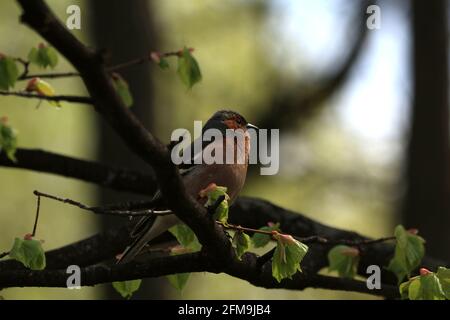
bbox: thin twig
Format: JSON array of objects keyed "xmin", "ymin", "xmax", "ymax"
[
  {"xmin": 15, "ymin": 57, "xmax": 30, "ymax": 79},
  {"xmin": 297, "ymin": 235, "xmax": 396, "ymax": 246},
  {"xmin": 31, "ymin": 193, "xmax": 41, "ymax": 237},
  {"xmin": 19, "ymin": 71, "xmax": 80, "ymax": 80},
  {"xmin": 217, "ymin": 222, "xmax": 396, "ymax": 247},
  {"xmin": 15, "ymin": 48, "xmax": 192, "ymax": 81},
  {"xmin": 95, "ymin": 49, "xmax": 188, "ymax": 73},
  {"xmin": 33, "ymin": 190, "xmax": 171, "ymax": 217},
  {"xmin": 0, "ymin": 91, "xmax": 92, "ymax": 104}
]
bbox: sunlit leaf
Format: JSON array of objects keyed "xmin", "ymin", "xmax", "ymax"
[
  {"xmin": 327, "ymin": 245, "xmax": 360, "ymax": 279},
  {"xmin": 9, "ymin": 237, "xmax": 46, "ymax": 270},
  {"xmin": 177, "ymin": 47, "xmax": 202, "ymax": 89},
  {"xmin": 167, "ymin": 273, "xmax": 190, "ymax": 291},
  {"xmin": 251, "ymin": 223, "xmax": 280, "ymax": 248},
  {"xmin": 0, "ymin": 55, "xmax": 19, "ymax": 90},
  {"xmin": 28, "ymin": 44, "xmax": 58, "ymax": 69},
  {"xmin": 111, "ymin": 73, "xmax": 133, "ymax": 107},
  {"xmin": 169, "ymin": 223, "xmax": 201, "ymax": 252},
  {"xmin": 232, "ymin": 231, "xmax": 251, "ymax": 260},
  {"xmin": 436, "ymin": 267, "xmax": 450, "ymax": 299},
  {"xmin": 112, "ymin": 279, "xmax": 142, "ymax": 299},
  {"xmin": 272, "ymin": 233, "xmax": 308, "ymax": 283},
  {"xmin": 387, "ymin": 225, "xmax": 425, "ymax": 283},
  {"xmin": 0, "ymin": 118, "xmax": 18, "ymax": 162},
  {"xmin": 201, "ymin": 184, "xmax": 230, "ymax": 223}
]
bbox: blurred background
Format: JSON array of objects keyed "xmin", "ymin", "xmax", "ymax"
[{"xmin": 1, "ymin": 0, "xmax": 449, "ymax": 299}]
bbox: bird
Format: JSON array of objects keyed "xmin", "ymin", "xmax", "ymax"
[{"xmin": 117, "ymin": 110, "xmax": 257, "ymax": 264}]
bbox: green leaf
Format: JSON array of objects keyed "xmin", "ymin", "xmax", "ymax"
[
  {"xmin": 177, "ymin": 47, "xmax": 202, "ymax": 89},
  {"xmin": 399, "ymin": 278, "xmax": 413, "ymax": 299},
  {"xmin": 111, "ymin": 73, "xmax": 133, "ymax": 107},
  {"xmin": 0, "ymin": 56, "xmax": 19, "ymax": 90},
  {"xmin": 251, "ymin": 223, "xmax": 280, "ymax": 248},
  {"xmin": 436, "ymin": 267, "xmax": 450, "ymax": 299},
  {"xmin": 232, "ymin": 231, "xmax": 251, "ymax": 260},
  {"xmin": 402, "ymin": 274, "xmax": 446, "ymax": 300},
  {"xmin": 271, "ymin": 233, "xmax": 308, "ymax": 283},
  {"xmin": 203, "ymin": 185, "xmax": 230, "ymax": 223},
  {"xmin": 387, "ymin": 225, "xmax": 425, "ymax": 283},
  {"xmin": 44, "ymin": 46, "xmax": 58, "ymax": 68},
  {"xmin": 9, "ymin": 237, "xmax": 46, "ymax": 270},
  {"xmin": 327, "ymin": 245, "xmax": 360, "ymax": 279},
  {"xmin": 0, "ymin": 119, "xmax": 18, "ymax": 162},
  {"xmin": 28, "ymin": 45, "xmax": 58, "ymax": 69},
  {"xmin": 112, "ymin": 279, "xmax": 141, "ymax": 299},
  {"xmin": 169, "ymin": 223, "xmax": 202, "ymax": 252},
  {"xmin": 158, "ymin": 58, "xmax": 170, "ymax": 70},
  {"xmin": 167, "ymin": 273, "xmax": 190, "ymax": 291}
]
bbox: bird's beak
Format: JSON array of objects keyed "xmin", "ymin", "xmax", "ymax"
[{"xmin": 246, "ymin": 123, "xmax": 259, "ymax": 130}]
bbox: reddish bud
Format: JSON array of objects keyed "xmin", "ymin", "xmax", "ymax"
[
  {"xmin": 24, "ymin": 233, "xmax": 33, "ymax": 240},
  {"xmin": 342, "ymin": 247, "xmax": 360, "ymax": 257},
  {"xmin": 150, "ymin": 51, "xmax": 161, "ymax": 63},
  {"xmin": 0, "ymin": 116, "xmax": 8, "ymax": 124},
  {"xmin": 407, "ymin": 228, "xmax": 419, "ymax": 235},
  {"xmin": 38, "ymin": 43, "xmax": 46, "ymax": 49},
  {"xmin": 275, "ymin": 232, "xmax": 296, "ymax": 245},
  {"xmin": 0, "ymin": 53, "xmax": 5, "ymax": 59},
  {"xmin": 198, "ymin": 183, "xmax": 218, "ymax": 198},
  {"xmin": 420, "ymin": 268, "xmax": 432, "ymax": 276},
  {"xmin": 176, "ymin": 47, "xmax": 194, "ymax": 57},
  {"xmin": 25, "ymin": 77, "xmax": 39, "ymax": 92}
]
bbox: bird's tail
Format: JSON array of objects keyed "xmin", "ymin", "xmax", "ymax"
[{"xmin": 117, "ymin": 214, "xmax": 179, "ymax": 264}]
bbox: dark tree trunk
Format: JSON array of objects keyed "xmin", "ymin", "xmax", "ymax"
[
  {"xmin": 403, "ymin": 0, "xmax": 450, "ymax": 261},
  {"xmin": 88, "ymin": 0, "xmax": 169, "ymax": 298}
]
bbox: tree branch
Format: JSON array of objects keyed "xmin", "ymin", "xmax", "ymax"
[
  {"xmin": 0, "ymin": 248, "xmax": 399, "ymax": 298},
  {"xmin": 0, "ymin": 148, "xmax": 157, "ymax": 195},
  {"xmin": 17, "ymin": 48, "xmax": 190, "ymax": 80},
  {"xmin": 0, "ymin": 90, "xmax": 92, "ymax": 104},
  {"xmin": 1, "ymin": 196, "xmax": 446, "ymax": 298}
]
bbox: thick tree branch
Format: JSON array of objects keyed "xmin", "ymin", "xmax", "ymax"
[
  {"xmin": 0, "ymin": 148, "xmax": 157, "ymax": 195},
  {"xmin": 0, "ymin": 248, "xmax": 398, "ymax": 298},
  {"xmin": 1, "ymin": 196, "xmax": 445, "ymax": 298}
]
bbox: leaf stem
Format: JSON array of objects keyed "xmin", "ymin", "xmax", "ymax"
[{"xmin": 31, "ymin": 193, "xmax": 41, "ymax": 237}]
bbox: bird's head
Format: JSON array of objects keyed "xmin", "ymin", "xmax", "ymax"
[{"xmin": 203, "ymin": 110, "xmax": 258, "ymax": 134}]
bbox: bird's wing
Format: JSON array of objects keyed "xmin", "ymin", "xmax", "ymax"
[{"xmin": 117, "ymin": 214, "xmax": 180, "ymax": 264}]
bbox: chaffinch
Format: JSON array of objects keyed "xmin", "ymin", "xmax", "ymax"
[{"xmin": 118, "ymin": 110, "xmax": 257, "ymax": 263}]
